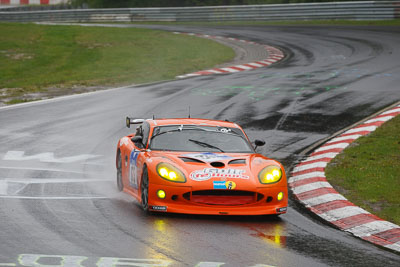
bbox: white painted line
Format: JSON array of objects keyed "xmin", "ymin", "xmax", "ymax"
[
  {"xmin": 344, "ymin": 126, "xmax": 377, "ymax": 134},
  {"xmin": 326, "ymin": 134, "xmax": 361, "ymax": 144},
  {"xmin": 292, "ymin": 161, "xmax": 328, "ymax": 173},
  {"xmin": 302, "ymin": 193, "xmax": 347, "ymax": 207},
  {"xmin": 0, "ymin": 166, "xmax": 83, "ymax": 174},
  {"xmin": 315, "ymin": 142, "xmax": 349, "ymax": 153},
  {"xmin": 381, "ymin": 107, "xmax": 400, "ymax": 115},
  {"xmin": 347, "ymin": 221, "xmax": 399, "ymax": 237},
  {"xmin": 302, "ymin": 153, "xmax": 339, "ymax": 163},
  {"xmin": 0, "ymin": 181, "xmax": 7, "ymax": 195},
  {"xmin": 289, "ymin": 171, "xmax": 325, "ymax": 183},
  {"xmin": 319, "ymin": 206, "xmax": 370, "ymax": 222},
  {"xmin": 292, "ymin": 181, "xmax": 332, "ymax": 195},
  {"xmin": 0, "ymin": 196, "xmax": 109, "ymax": 200},
  {"xmin": 364, "ymin": 116, "xmax": 394, "ymax": 124},
  {"xmin": 3, "ymin": 151, "xmax": 101, "ymax": 163},
  {"xmin": 3, "ymin": 178, "xmax": 110, "ymax": 184},
  {"xmin": 0, "ymin": 84, "xmax": 132, "ymax": 111}
]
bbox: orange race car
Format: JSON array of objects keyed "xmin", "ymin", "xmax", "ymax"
[{"xmin": 116, "ymin": 118, "xmax": 288, "ymax": 215}]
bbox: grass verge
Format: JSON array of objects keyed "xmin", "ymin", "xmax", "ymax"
[
  {"xmin": 0, "ymin": 22, "xmax": 235, "ymax": 104},
  {"xmin": 325, "ymin": 115, "xmax": 400, "ymax": 225}
]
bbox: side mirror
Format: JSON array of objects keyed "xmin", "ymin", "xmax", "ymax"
[
  {"xmin": 131, "ymin": 135, "xmax": 143, "ymax": 148},
  {"xmin": 254, "ymin": 139, "xmax": 266, "ymax": 150}
]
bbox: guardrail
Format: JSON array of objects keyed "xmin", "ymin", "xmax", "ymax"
[{"xmin": 1, "ymin": 1, "xmax": 399, "ymax": 22}]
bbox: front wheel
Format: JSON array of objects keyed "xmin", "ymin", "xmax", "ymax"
[
  {"xmin": 141, "ymin": 166, "xmax": 149, "ymax": 212},
  {"xmin": 116, "ymin": 151, "xmax": 123, "ymax": 192}
]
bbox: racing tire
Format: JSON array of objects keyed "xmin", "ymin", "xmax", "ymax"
[
  {"xmin": 116, "ymin": 151, "xmax": 123, "ymax": 192},
  {"xmin": 141, "ymin": 166, "xmax": 149, "ymax": 212}
]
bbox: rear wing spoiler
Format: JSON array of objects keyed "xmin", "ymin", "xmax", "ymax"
[{"xmin": 126, "ymin": 117, "xmax": 145, "ymax": 128}]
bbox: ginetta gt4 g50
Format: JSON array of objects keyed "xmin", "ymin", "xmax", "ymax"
[{"xmin": 116, "ymin": 118, "xmax": 288, "ymax": 215}]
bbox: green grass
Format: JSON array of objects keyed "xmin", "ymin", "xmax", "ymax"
[
  {"xmin": 325, "ymin": 115, "xmax": 400, "ymax": 225},
  {"xmin": 0, "ymin": 23, "xmax": 234, "ymax": 102},
  {"xmin": 126, "ymin": 19, "xmax": 400, "ymax": 27}
]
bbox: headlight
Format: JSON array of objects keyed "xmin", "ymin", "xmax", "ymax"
[
  {"xmin": 258, "ymin": 165, "xmax": 283, "ymax": 184},
  {"xmin": 156, "ymin": 162, "xmax": 186, "ymax": 183}
]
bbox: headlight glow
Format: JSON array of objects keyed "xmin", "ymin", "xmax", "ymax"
[
  {"xmin": 156, "ymin": 163, "xmax": 186, "ymax": 183},
  {"xmin": 277, "ymin": 192, "xmax": 284, "ymax": 201},
  {"xmin": 258, "ymin": 165, "xmax": 283, "ymax": 184}
]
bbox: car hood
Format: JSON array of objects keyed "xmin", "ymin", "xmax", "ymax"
[{"xmin": 148, "ymin": 151, "xmax": 281, "ymax": 188}]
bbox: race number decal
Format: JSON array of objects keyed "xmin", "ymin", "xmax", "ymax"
[{"xmin": 129, "ymin": 150, "xmax": 140, "ymax": 189}]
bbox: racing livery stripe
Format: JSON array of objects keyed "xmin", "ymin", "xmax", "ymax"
[
  {"xmin": 174, "ymin": 32, "xmax": 284, "ymax": 78},
  {"xmin": 289, "ymin": 104, "xmax": 400, "ymax": 252}
]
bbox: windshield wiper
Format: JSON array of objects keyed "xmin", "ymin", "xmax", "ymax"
[{"xmin": 188, "ymin": 139, "xmax": 224, "ymax": 152}]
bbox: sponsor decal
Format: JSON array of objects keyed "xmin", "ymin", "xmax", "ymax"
[
  {"xmin": 190, "ymin": 168, "xmax": 249, "ymax": 181},
  {"xmin": 151, "ymin": 206, "xmax": 167, "ymax": 212},
  {"xmin": 129, "ymin": 150, "xmax": 140, "ymax": 189},
  {"xmin": 181, "ymin": 152, "xmax": 232, "ymax": 162},
  {"xmin": 213, "ymin": 181, "xmax": 236, "ymax": 190},
  {"xmin": 119, "ymin": 137, "xmax": 130, "ymax": 146}
]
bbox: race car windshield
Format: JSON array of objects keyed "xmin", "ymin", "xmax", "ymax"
[{"xmin": 149, "ymin": 125, "xmax": 254, "ymax": 153}]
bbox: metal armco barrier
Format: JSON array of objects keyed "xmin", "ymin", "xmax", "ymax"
[{"xmin": 1, "ymin": 1, "xmax": 400, "ymax": 22}]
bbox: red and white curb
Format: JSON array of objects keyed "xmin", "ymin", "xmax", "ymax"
[
  {"xmin": 173, "ymin": 32, "xmax": 284, "ymax": 79},
  {"xmin": 289, "ymin": 104, "xmax": 400, "ymax": 252}
]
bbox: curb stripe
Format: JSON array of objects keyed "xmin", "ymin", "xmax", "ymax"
[
  {"xmin": 174, "ymin": 32, "xmax": 284, "ymax": 79},
  {"xmin": 332, "ymin": 214, "xmax": 382, "ymax": 230},
  {"xmin": 347, "ymin": 221, "xmax": 398, "ymax": 237},
  {"xmin": 292, "ymin": 181, "xmax": 332, "ymax": 195},
  {"xmin": 326, "ymin": 134, "xmax": 362, "ymax": 144},
  {"xmin": 289, "ymin": 104, "xmax": 400, "ymax": 252},
  {"xmin": 319, "ymin": 206, "xmax": 370, "ymax": 222},
  {"xmin": 293, "ymin": 161, "xmax": 329, "ymax": 171},
  {"xmin": 310, "ymin": 200, "xmax": 356, "ymax": 214},
  {"xmin": 291, "ymin": 167, "xmax": 325, "ymax": 177},
  {"xmin": 295, "ymin": 187, "xmax": 338, "ymax": 201},
  {"xmin": 289, "ymin": 176, "xmax": 327, "ymax": 188},
  {"xmin": 302, "ymin": 193, "xmax": 347, "ymax": 207},
  {"xmin": 302, "ymin": 152, "xmax": 339, "ymax": 162},
  {"xmin": 289, "ymin": 171, "xmax": 325, "ymax": 182},
  {"xmin": 310, "ymin": 148, "xmax": 344, "ymax": 156}
]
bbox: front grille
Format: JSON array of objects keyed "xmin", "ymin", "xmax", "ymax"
[{"xmin": 182, "ymin": 190, "xmax": 263, "ymax": 206}]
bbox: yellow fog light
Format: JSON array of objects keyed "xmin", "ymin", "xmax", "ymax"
[
  {"xmin": 277, "ymin": 192, "xmax": 284, "ymax": 201},
  {"xmin": 156, "ymin": 163, "xmax": 186, "ymax": 183},
  {"xmin": 157, "ymin": 190, "xmax": 166, "ymax": 199},
  {"xmin": 258, "ymin": 165, "xmax": 283, "ymax": 184}
]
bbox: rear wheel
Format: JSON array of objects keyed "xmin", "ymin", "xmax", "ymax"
[
  {"xmin": 141, "ymin": 166, "xmax": 149, "ymax": 211},
  {"xmin": 116, "ymin": 151, "xmax": 123, "ymax": 192}
]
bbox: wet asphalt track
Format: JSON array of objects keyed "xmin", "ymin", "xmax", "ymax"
[{"xmin": 0, "ymin": 25, "xmax": 400, "ymax": 266}]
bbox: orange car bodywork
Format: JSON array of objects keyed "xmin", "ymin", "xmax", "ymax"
[{"xmin": 116, "ymin": 118, "xmax": 288, "ymax": 215}]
